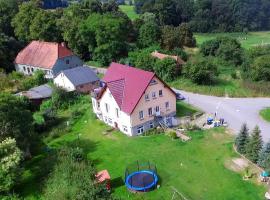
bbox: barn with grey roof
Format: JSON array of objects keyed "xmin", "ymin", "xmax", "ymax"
[{"xmin": 54, "ymin": 66, "xmax": 100, "ymax": 93}]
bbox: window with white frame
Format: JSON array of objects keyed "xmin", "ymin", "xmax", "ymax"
[
  {"xmin": 145, "ymin": 94, "xmax": 149, "ymax": 101},
  {"xmin": 152, "ymin": 92, "xmax": 156, "ymax": 99},
  {"xmin": 137, "ymin": 126, "xmax": 144, "ymax": 134},
  {"xmin": 105, "ymin": 103, "xmax": 109, "ymax": 113},
  {"xmin": 108, "ymin": 118, "xmax": 112, "ymax": 124},
  {"xmin": 159, "ymin": 90, "xmax": 163, "ymax": 97},
  {"xmin": 165, "ymin": 102, "xmax": 170, "ymax": 110},
  {"xmin": 139, "ymin": 111, "xmax": 144, "ymax": 120},
  {"xmin": 123, "ymin": 126, "xmax": 128, "ymax": 132},
  {"xmin": 148, "ymin": 107, "xmax": 152, "ymax": 116},
  {"xmin": 155, "ymin": 106, "xmax": 160, "ymax": 113},
  {"xmin": 150, "ymin": 122, "xmax": 154, "ymax": 128}
]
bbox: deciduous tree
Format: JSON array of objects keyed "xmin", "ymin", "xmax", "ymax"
[{"xmin": 0, "ymin": 138, "xmax": 22, "ymax": 192}]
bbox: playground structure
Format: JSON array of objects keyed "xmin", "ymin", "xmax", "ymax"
[{"xmin": 125, "ymin": 161, "xmax": 158, "ymax": 192}]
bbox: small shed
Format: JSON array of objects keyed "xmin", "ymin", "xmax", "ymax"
[
  {"xmin": 95, "ymin": 170, "xmax": 111, "ymax": 191},
  {"xmin": 16, "ymin": 84, "xmax": 53, "ymax": 105}
]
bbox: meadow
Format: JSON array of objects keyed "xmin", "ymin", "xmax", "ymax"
[
  {"xmin": 119, "ymin": 5, "xmax": 139, "ymax": 20},
  {"xmin": 16, "ymin": 97, "xmax": 266, "ymax": 200},
  {"xmin": 195, "ymin": 31, "xmax": 270, "ymax": 49}
]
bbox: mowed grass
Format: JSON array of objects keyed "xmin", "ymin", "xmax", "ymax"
[
  {"xmin": 18, "ymin": 99, "xmax": 266, "ymax": 200},
  {"xmin": 195, "ymin": 31, "xmax": 270, "ymax": 49},
  {"xmin": 176, "ymin": 101, "xmax": 200, "ymax": 117},
  {"xmin": 119, "ymin": 5, "xmax": 139, "ymax": 20},
  {"xmin": 260, "ymin": 108, "xmax": 270, "ymax": 122}
]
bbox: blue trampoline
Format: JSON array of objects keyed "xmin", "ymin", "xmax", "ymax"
[{"xmin": 125, "ymin": 161, "xmax": 158, "ymax": 192}]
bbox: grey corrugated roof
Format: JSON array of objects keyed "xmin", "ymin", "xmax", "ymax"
[
  {"xmin": 62, "ymin": 66, "xmax": 99, "ymax": 87},
  {"xmin": 16, "ymin": 84, "xmax": 53, "ymax": 99}
]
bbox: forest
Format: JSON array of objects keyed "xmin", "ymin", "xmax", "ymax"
[{"xmin": 134, "ymin": 0, "xmax": 270, "ymax": 32}]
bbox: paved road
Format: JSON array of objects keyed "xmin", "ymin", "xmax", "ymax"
[{"xmin": 174, "ymin": 89, "xmax": 270, "ymax": 142}]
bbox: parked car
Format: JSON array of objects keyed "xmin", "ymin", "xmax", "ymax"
[{"xmin": 176, "ymin": 92, "xmax": 185, "ymax": 100}]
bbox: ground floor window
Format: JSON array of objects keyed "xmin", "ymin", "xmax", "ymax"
[
  {"xmin": 137, "ymin": 126, "xmax": 144, "ymax": 134},
  {"xmin": 104, "ymin": 116, "xmax": 108, "ymax": 122},
  {"xmin": 150, "ymin": 122, "xmax": 154, "ymax": 129},
  {"xmin": 123, "ymin": 126, "xmax": 128, "ymax": 132},
  {"xmin": 108, "ymin": 118, "xmax": 112, "ymax": 124}
]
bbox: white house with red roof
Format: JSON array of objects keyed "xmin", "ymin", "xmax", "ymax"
[
  {"xmin": 14, "ymin": 41, "xmax": 83, "ymax": 78},
  {"xmin": 91, "ymin": 62, "xmax": 176, "ymax": 136}
]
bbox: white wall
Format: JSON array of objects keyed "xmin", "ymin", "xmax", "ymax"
[
  {"xmin": 15, "ymin": 64, "xmax": 53, "ymax": 78},
  {"xmin": 92, "ymin": 88, "xmax": 133, "ymax": 136},
  {"xmin": 53, "ymin": 72, "xmax": 76, "ymax": 92}
]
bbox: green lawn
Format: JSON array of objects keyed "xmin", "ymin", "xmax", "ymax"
[
  {"xmin": 195, "ymin": 31, "xmax": 270, "ymax": 49},
  {"xmin": 17, "ymin": 98, "xmax": 266, "ymax": 200},
  {"xmin": 119, "ymin": 5, "xmax": 139, "ymax": 20},
  {"xmin": 176, "ymin": 101, "xmax": 200, "ymax": 117},
  {"xmin": 260, "ymin": 108, "xmax": 270, "ymax": 122}
]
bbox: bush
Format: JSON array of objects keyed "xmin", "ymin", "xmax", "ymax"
[
  {"xmin": 43, "ymin": 147, "xmax": 113, "ymax": 200},
  {"xmin": 142, "ymin": 128, "xmax": 163, "ymax": 136},
  {"xmin": 200, "ymin": 37, "xmax": 244, "ymax": 66},
  {"xmin": 184, "ymin": 56, "xmax": 218, "ymax": 85},
  {"xmin": 167, "ymin": 131, "xmax": 177, "ymax": 139},
  {"xmin": 154, "ymin": 57, "xmax": 178, "ymax": 81}
]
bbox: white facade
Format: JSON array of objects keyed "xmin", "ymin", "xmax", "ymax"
[
  {"xmin": 53, "ymin": 72, "xmax": 76, "ymax": 92},
  {"xmin": 92, "ymin": 87, "xmax": 133, "ymax": 136}
]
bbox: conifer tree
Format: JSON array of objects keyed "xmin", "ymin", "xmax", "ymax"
[
  {"xmin": 246, "ymin": 126, "xmax": 263, "ymax": 163},
  {"xmin": 235, "ymin": 123, "xmax": 249, "ymax": 154},
  {"xmin": 258, "ymin": 141, "xmax": 270, "ymax": 169}
]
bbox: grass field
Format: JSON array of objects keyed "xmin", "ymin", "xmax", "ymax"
[
  {"xmin": 176, "ymin": 101, "xmax": 200, "ymax": 117},
  {"xmin": 119, "ymin": 5, "xmax": 139, "ymax": 20},
  {"xmin": 17, "ymin": 97, "xmax": 266, "ymax": 200},
  {"xmin": 260, "ymin": 108, "xmax": 270, "ymax": 122},
  {"xmin": 195, "ymin": 31, "xmax": 270, "ymax": 49}
]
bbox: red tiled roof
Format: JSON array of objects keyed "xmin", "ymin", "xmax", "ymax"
[
  {"xmin": 103, "ymin": 62, "xmax": 155, "ymax": 114},
  {"xmin": 15, "ymin": 41, "xmax": 74, "ymax": 69},
  {"xmin": 151, "ymin": 51, "xmax": 185, "ymax": 65}
]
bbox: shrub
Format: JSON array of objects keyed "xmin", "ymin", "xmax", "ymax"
[
  {"xmin": 167, "ymin": 131, "xmax": 177, "ymax": 139},
  {"xmin": 184, "ymin": 56, "xmax": 218, "ymax": 85},
  {"xmin": 43, "ymin": 147, "xmax": 113, "ymax": 200}
]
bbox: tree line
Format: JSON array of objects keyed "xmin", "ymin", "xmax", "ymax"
[
  {"xmin": 135, "ymin": 0, "xmax": 270, "ymax": 32},
  {"xmin": 235, "ymin": 124, "xmax": 270, "ymax": 173}
]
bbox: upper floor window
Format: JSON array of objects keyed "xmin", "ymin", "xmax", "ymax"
[
  {"xmin": 31, "ymin": 68, "xmax": 34, "ymax": 72},
  {"xmin": 148, "ymin": 107, "xmax": 152, "ymax": 116},
  {"xmin": 152, "ymin": 92, "xmax": 156, "ymax": 99},
  {"xmin": 165, "ymin": 102, "xmax": 170, "ymax": 110},
  {"xmin": 159, "ymin": 90, "xmax": 163, "ymax": 97},
  {"xmin": 139, "ymin": 111, "xmax": 144, "ymax": 120},
  {"xmin": 145, "ymin": 94, "xmax": 149, "ymax": 101},
  {"xmin": 66, "ymin": 59, "xmax": 70, "ymax": 64},
  {"xmin": 23, "ymin": 66, "xmax": 26, "ymax": 71},
  {"xmin": 105, "ymin": 103, "xmax": 109, "ymax": 113},
  {"xmin": 116, "ymin": 108, "xmax": 119, "ymax": 118}
]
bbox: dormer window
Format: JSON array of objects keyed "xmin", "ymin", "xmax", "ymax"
[{"xmin": 150, "ymin": 79, "xmax": 157, "ymax": 85}]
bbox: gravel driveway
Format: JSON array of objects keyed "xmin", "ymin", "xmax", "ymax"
[{"xmin": 174, "ymin": 89, "xmax": 270, "ymax": 142}]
